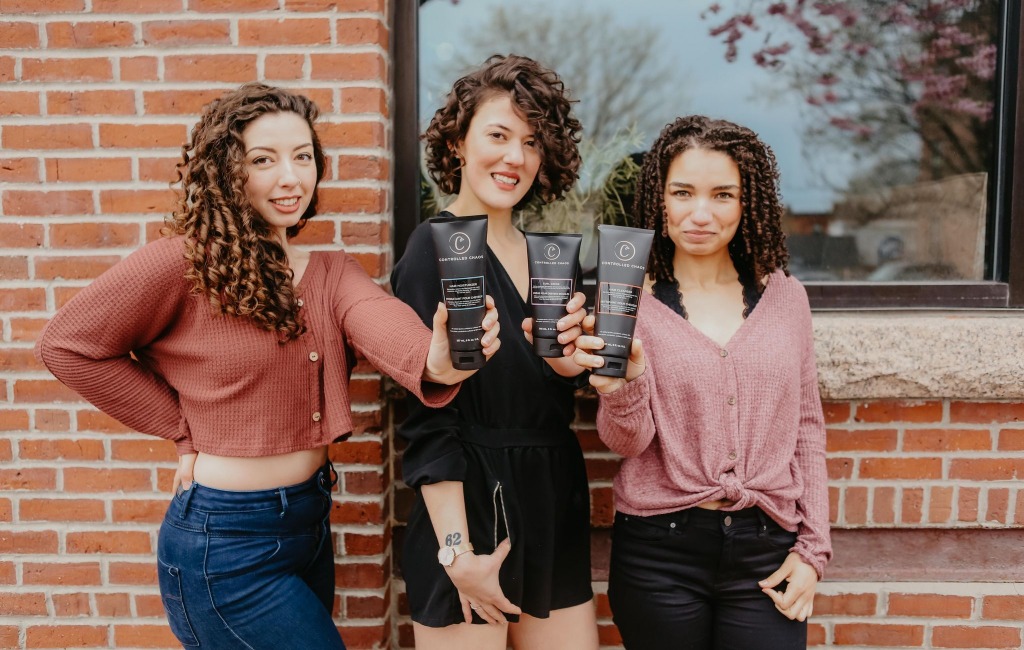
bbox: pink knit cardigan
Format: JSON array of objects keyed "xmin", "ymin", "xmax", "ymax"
[{"xmin": 597, "ymin": 271, "xmax": 832, "ymax": 577}]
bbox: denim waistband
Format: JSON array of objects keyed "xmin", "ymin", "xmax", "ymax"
[
  {"xmin": 173, "ymin": 461, "xmax": 337, "ymax": 517},
  {"xmin": 458, "ymin": 423, "xmax": 576, "ymax": 448},
  {"xmin": 617, "ymin": 506, "xmax": 773, "ymax": 532}
]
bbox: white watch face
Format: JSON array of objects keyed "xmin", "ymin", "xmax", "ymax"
[{"xmin": 438, "ymin": 546, "xmax": 455, "ymax": 566}]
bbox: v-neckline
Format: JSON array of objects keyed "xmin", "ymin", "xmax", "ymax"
[
  {"xmin": 649, "ymin": 273, "xmax": 773, "ymax": 353},
  {"xmin": 488, "ymin": 244, "xmax": 529, "ymax": 307},
  {"xmin": 294, "ymin": 251, "xmax": 319, "ymax": 290}
]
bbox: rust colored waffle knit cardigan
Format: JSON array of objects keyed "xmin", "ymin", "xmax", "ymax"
[{"xmin": 36, "ymin": 236, "xmax": 458, "ymax": 457}]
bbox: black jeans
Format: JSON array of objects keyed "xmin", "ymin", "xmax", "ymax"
[{"xmin": 608, "ymin": 507, "xmax": 806, "ymax": 650}]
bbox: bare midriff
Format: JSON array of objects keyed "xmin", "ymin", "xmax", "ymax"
[
  {"xmin": 192, "ymin": 446, "xmax": 329, "ymax": 491},
  {"xmin": 695, "ymin": 499, "xmax": 736, "ymax": 511}
]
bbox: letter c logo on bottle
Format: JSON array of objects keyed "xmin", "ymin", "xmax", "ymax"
[
  {"xmin": 615, "ymin": 241, "xmax": 636, "ymax": 262},
  {"xmin": 544, "ymin": 243, "xmax": 560, "ymax": 260},
  {"xmin": 449, "ymin": 232, "xmax": 471, "ymax": 255}
]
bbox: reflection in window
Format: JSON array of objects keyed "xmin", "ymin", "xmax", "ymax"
[{"xmin": 418, "ymin": 0, "xmax": 999, "ymax": 281}]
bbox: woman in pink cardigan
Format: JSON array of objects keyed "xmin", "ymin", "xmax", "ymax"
[
  {"xmin": 572, "ymin": 116, "xmax": 831, "ymax": 649},
  {"xmin": 35, "ymin": 84, "xmax": 499, "ymax": 650}
]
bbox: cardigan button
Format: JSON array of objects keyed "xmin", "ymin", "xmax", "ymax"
[
  {"xmin": 312, "ymin": 411, "xmax": 322, "ymax": 422},
  {"xmin": 727, "ymin": 396, "xmax": 736, "ymax": 406},
  {"xmin": 720, "ymin": 349, "xmax": 728, "ymax": 357},
  {"xmin": 728, "ymin": 451, "xmax": 737, "ymax": 460},
  {"xmin": 309, "ymin": 351, "xmax": 319, "ymax": 362},
  {"xmin": 297, "ymin": 299, "xmax": 304, "ymax": 307}
]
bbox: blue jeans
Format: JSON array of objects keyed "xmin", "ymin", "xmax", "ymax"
[{"xmin": 156, "ymin": 462, "xmax": 346, "ymax": 649}]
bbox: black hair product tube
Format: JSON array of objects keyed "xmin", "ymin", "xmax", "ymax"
[
  {"xmin": 526, "ymin": 232, "xmax": 582, "ymax": 358},
  {"xmin": 592, "ymin": 224, "xmax": 654, "ymax": 378},
  {"xmin": 429, "ymin": 214, "xmax": 489, "ymax": 370}
]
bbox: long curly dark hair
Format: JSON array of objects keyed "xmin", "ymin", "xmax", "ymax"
[
  {"xmin": 423, "ymin": 54, "xmax": 582, "ymax": 210},
  {"xmin": 164, "ymin": 83, "xmax": 326, "ymax": 342},
  {"xmin": 635, "ymin": 115, "xmax": 789, "ymax": 310}
]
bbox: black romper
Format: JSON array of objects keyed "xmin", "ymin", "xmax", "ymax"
[{"xmin": 391, "ymin": 217, "xmax": 593, "ymax": 628}]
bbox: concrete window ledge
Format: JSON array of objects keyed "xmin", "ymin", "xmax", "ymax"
[{"xmin": 813, "ymin": 311, "xmax": 1024, "ymax": 401}]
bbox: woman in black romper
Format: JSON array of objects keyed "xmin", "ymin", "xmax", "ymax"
[{"xmin": 391, "ymin": 55, "xmax": 598, "ymax": 650}]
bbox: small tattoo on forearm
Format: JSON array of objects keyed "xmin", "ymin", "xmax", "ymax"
[{"xmin": 444, "ymin": 532, "xmax": 462, "ymax": 547}]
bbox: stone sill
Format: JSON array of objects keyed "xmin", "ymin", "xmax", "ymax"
[
  {"xmin": 812, "ymin": 310, "xmax": 1024, "ymax": 400},
  {"xmin": 389, "ymin": 311, "xmax": 1024, "ymax": 401}
]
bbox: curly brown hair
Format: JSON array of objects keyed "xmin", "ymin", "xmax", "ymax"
[
  {"xmin": 164, "ymin": 83, "xmax": 326, "ymax": 342},
  {"xmin": 423, "ymin": 54, "xmax": 582, "ymax": 210},
  {"xmin": 635, "ymin": 115, "xmax": 790, "ymax": 295}
]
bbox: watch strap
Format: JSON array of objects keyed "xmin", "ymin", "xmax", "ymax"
[
  {"xmin": 437, "ymin": 542, "xmax": 475, "ymax": 566},
  {"xmin": 450, "ymin": 542, "xmax": 474, "ymax": 556}
]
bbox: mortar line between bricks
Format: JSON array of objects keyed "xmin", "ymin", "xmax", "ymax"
[
  {"xmin": 2, "ymin": 10, "xmax": 390, "ymax": 20},
  {"xmin": 1, "ymin": 112, "xmax": 391, "ymax": 127},
  {"xmin": 6, "ymin": 43, "xmax": 391, "ymax": 57},
  {"xmin": 830, "ymin": 451, "xmax": 1024, "ymax": 458},
  {"xmin": 832, "ymin": 423, "xmax": 1019, "ymax": 430},
  {"xmin": 0, "ymin": 80, "xmax": 393, "ymax": 93},
  {"xmin": 815, "ymin": 614, "xmax": 1024, "ymax": 623},
  {"xmin": 826, "ymin": 479, "xmax": 1024, "ymax": 489},
  {"xmin": 2, "ymin": 246, "xmax": 153, "ymax": 254},
  {"xmin": 0, "ymin": 213, "xmax": 388, "ymax": 226}
]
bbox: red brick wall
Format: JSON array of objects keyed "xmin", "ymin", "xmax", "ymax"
[
  {"xmin": 822, "ymin": 400, "xmax": 1024, "ymax": 528},
  {"xmin": 0, "ymin": 2, "xmax": 394, "ymax": 648},
  {"xmin": 810, "ymin": 399, "xmax": 1024, "ymax": 648},
  {"xmin": 4, "ymin": 4, "xmax": 1023, "ymax": 650},
  {"xmin": 808, "ymin": 590, "xmax": 1024, "ymax": 648}
]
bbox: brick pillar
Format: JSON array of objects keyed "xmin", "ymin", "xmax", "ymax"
[{"xmin": 0, "ymin": 2, "xmax": 394, "ymax": 648}]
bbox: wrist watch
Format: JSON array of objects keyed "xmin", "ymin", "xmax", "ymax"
[{"xmin": 437, "ymin": 542, "xmax": 474, "ymax": 567}]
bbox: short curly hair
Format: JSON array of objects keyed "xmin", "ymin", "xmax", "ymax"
[
  {"xmin": 164, "ymin": 83, "xmax": 327, "ymax": 342},
  {"xmin": 423, "ymin": 54, "xmax": 582, "ymax": 210},
  {"xmin": 635, "ymin": 115, "xmax": 790, "ymax": 291}
]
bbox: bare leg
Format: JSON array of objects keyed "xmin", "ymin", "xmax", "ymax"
[
  {"xmin": 412, "ymin": 621, "xmax": 508, "ymax": 650},
  {"xmin": 509, "ymin": 601, "xmax": 599, "ymax": 650}
]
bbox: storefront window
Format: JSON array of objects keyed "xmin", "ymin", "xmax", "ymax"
[{"xmin": 415, "ymin": 0, "xmax": 1004, "ymax": 286}]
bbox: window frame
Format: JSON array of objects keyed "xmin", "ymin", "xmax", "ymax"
[{"xmin": 391, "ymin": 0, "xmax": 1024, "ymax": 309}]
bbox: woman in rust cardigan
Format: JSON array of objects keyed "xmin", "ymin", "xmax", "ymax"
[{"xmin": 35, "ymin": 83, "xmax": 499, "ymax": 650}]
